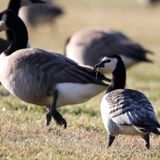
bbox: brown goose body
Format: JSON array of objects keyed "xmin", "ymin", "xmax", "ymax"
[
  {"xmin": 0, "ymin": 10, "xmax": 110, "ymax": 127},
  {"xmin": 0, "ymin": 48, "xmax": 107, "ymax": 107},
  {"xmin": 65, "ymin": 28, "xmax": 152, "ymax": 68}
]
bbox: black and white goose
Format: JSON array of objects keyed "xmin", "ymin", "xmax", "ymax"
[
  {"xmin": 94, "ymin": 55, "xmax": 160, "ymax": 149},
  {"xmin": 65, "ymin": 28, "xmax": 153, "ymax": 68},
  {"xmin": 0, "ymin": 10, "xmax": 110, "ymax": 128},
  {"xmin": 0, "ymin": 0, "xmax": 44, "ymax": 53}
]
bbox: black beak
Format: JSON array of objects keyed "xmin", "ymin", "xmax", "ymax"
[
  {"xmin": 94, "ymin": 63, "xmax": 111, "ymax": 82},
  {"xmin": 94, "ymin": 62, "xmax": 104, "ymax": 72}
]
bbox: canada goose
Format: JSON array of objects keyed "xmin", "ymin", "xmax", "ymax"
[
  {"xmin": 65, "ymin": 28, "xmax": 153, "ymax": 68},
  {"xmin": 0, "ymin": 0, "xmax": 45, "ymax": 53},
  {"xmin": 94, "ymin": 55, "xmax": 160, "ymax": 149},
  {"xmin": 0, "ymin": 10, "xmax": 110, "ymax": 128},
  {"xmin": 19, "ymin": 0, "xmax": 63, "ymax": 27}
]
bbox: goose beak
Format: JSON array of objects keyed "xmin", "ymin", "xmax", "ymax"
[
  {"xmin": 94, "ymin": 63, "xmax": 104, "ymax": 73},
  {"xmin": 94, "ymin": 63, "xmax": 111, "ymax": 82}
]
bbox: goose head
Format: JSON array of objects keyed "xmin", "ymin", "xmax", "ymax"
[
  {"xmin": 94, "ymin": 55, "xmax": 124, "ymax": 74},
  {"xmin": 0, "ymin": 10, "xmax": 18, "ymax": 32},
  {"xmin": 94, "ymin": 55, "xmax": 126, "ymax": 92},
  {"xmin": 0, "ymin": 10, "xmax": 28, "ymax": 55}
]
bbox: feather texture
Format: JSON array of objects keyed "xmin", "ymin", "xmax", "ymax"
[{"xmin": 104, "ymin": 89, "xmax": 159, "ymax": 132}]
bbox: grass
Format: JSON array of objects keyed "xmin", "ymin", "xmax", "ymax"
[{"xmin": 0, "ymin": 0, "xmax": 160, "ymax": 159}]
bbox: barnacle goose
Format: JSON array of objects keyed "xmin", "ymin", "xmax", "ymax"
[{"xmin": 94, "ymin": 55, "xmax": 160, "ymax": 148}]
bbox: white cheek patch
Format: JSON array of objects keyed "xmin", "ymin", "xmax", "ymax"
[
  {"xmin": 104, "ymin": 58, "xmax": 118, "ymax": 73},
  {"xmin": 0, "ymin": 14, "xmax": 8, "ymax": 31}
]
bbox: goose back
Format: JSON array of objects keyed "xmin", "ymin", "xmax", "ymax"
[
  {"xmin": 0, "ymin": 48, "xmax": 107, "ymax": 106},
  {"xmin": 65, "ymin": 28, "xmax": 152, "ymax": 68},
  {"xmin": 101, "ymin": 89, "xmax": 160, "ymax": 135}
]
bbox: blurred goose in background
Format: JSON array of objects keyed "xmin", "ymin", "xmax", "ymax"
[
  {"xmin": 65, "ymin": 28, "xmax": 153, "ymax": 68},
  {"xmin": 0, "ymin": 10, "xmax": 110, "ymax": 128},
  {"xmin": 19, "ymin": 0, "xmax": 63, "ymax": 27},
  {"xmin": 94, "ymin": 55, "xmax": 160, "ymax": 149},
  {"xmin": 0, "ymin": 0, "xmax": 44, "ymax": 53},
  {"xmin": 137, "ymin": 0, "xmax": 160, "ymax": 6}
]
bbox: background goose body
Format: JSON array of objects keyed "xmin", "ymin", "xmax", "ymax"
[
  {"xmin": 19, "ymin": 0, "xmax": 63, "ymax": 27},
  {"xmin": 65, "ymin": 28, "xmax": 152, "ymax": 68}
]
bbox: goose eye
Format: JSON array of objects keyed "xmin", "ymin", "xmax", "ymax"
[{"xmin": 105, "ymin": 59, "xmax": 111, "ymax": 63}]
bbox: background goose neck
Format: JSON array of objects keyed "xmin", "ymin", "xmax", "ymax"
[
  {"xmin": 4, "ymin": 13, "xmax": 28, "ymax": 56},
  {"xmin": 6, "ymin": 0, "xmax": 21, "ymax": 41}
]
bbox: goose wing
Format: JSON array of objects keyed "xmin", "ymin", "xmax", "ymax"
[
  {"xmin": 82, "ymin": 30, "xmax": 152, "ymax": 63},
  {"xmin": 106, "ymin": 89, "xmax": 160, "ymax": 133},
  {"xmin": 19, "ymin": 48, "xmax": 108, "ymax": 85}
]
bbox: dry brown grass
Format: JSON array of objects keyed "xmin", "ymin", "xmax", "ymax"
[{"xmin": 0, "ymin": 0, "xmax": 160, "ymax": 159}]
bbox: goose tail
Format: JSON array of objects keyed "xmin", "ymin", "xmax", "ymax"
[
  {"xmin": 151, "ymin": 127, "xmax": 160, "ymax": 135},
  {"xmin": 150, "ymin": 121, "xmax": 160, "ymax": 135},
  {"xmin": 144, "ymin": 49, "xmax": 154, "ymax": 63}
]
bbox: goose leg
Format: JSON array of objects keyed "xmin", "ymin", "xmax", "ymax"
[
  {"xmin": 46, "ymin": 90, "xmax": 67, "ymax": 128},
  {"xmin": 107, "ymin": 135, "xmax": 115, "ymax": 148},
  {"xmin": 141, "ymin": 134, "xmax": 150, "ymax": 149}
]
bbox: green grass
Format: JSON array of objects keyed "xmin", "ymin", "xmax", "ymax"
[{"xmin": 0, "ymin": 0, "xmax": 160, "ymax": 159}]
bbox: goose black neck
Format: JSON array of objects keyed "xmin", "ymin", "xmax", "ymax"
[
  {"xmin": 6, "ymin": 0, "xmax": 21, "ymax": 41},
  {"xmin": 4, "ymin": 15, "xmax": 28, "ymax": 56},
  {"xmin": 106, "ymin": 59, "xmax": 126, "ymax": 93}
]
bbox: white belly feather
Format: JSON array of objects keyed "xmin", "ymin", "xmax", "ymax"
[{"xmin": 56, "ymin": 83, "xmax": 106, "ymax": 106}]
